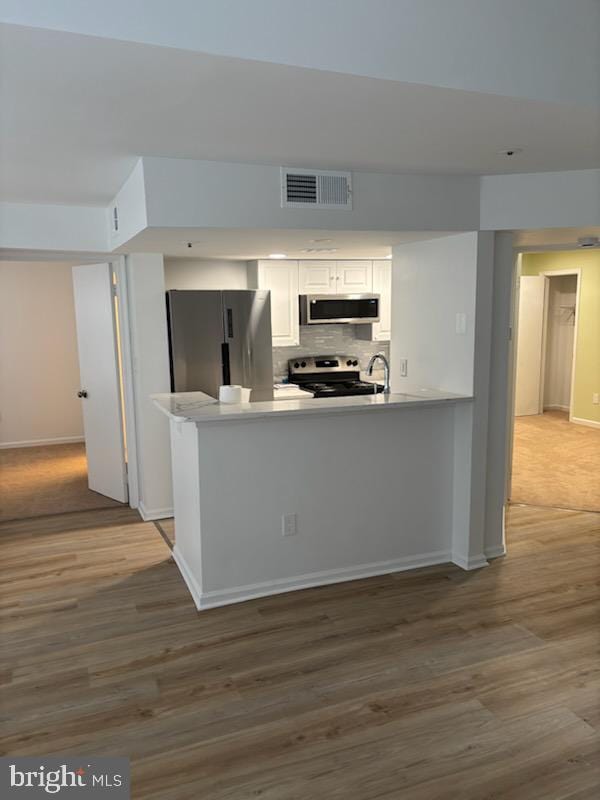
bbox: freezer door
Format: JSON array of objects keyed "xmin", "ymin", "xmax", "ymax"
[
  {"xmin": 223, "ymin": 291, "xmax": 274, "ymax": 401},
  {"xmin": 166, "ymin": 290, "xmax": 224, "ymax": 395}
]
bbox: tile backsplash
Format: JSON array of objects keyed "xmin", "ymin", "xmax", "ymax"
[{"xmin": 273, "ymin": 325, "xmax": 390, "ymax": 381}]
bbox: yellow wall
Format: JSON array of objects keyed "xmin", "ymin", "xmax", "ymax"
[{"xmin": 521, "ymin": 251, "xmax": 600, "ymax": 424}]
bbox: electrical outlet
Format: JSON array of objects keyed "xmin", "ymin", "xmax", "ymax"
[
  {"xmin": 593, "ymin": 393, "xmax": 600, "ymax": 405},
  {"xmin": 282, "ymin": 513, "xmax": 297, "ymax": 537},
  {"xmin": 399, "ymin": 358, "xmax": 408, "ymax": 377}
]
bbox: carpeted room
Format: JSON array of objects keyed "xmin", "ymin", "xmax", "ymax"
[{"xmin": 511, "ymin": 249, "xmax": 600, "ymax": 513}]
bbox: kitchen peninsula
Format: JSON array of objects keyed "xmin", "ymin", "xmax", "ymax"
[{"xmin": 154, "ymin": 389, "xmax": 474, "ymax": 610}]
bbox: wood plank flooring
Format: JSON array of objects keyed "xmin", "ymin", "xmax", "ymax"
[{"xmin": 1, "ymin": 504, "xmax": 599, "ymax": 798}]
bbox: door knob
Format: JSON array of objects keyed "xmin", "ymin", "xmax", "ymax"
[{"xmin": 77, "ymin": 390, "xmax": 88, "ymax": 398}]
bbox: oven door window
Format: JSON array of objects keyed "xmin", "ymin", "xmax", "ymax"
[{"xmin": 309, "ymin": 297, "xmax": 379, "ymax": 322}]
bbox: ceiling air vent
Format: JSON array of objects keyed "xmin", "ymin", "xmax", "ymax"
[{"xmin": 281, "ymin": 168, "xmax": 352, "ymax": 209}]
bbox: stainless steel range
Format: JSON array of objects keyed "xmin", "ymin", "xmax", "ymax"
[{"xmin": 289, "ymin": 355, "xmax": 384, "ymax": 398}]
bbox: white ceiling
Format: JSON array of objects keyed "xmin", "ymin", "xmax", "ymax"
[
  {"xmin": 4, "ymin": 0, "xmax": 600, "ymax": 108},
  {"xmin": 2, "ymin": 23, "xmax": 599, "ymax": 206},
  {"xmin": 120, "ymin": 226, "xmax": 600, "ymax": 260},
  {"xmin": 121, "ymin": 228, "xmax": 452, "ymax": 261},
  {"xmin": 3, "ymin": 227, "xmax": 598, "ymax": 263}
]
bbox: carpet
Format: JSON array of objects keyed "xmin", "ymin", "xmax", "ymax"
[
  {"xmin": 511, "ymin": 411, "xmax": 600, "ymax": 512},
  {"xmin": 0, "ymin": 442, "xmax": 124, "ymax": 522}
]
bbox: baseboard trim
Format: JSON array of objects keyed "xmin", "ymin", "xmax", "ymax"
[
  {"xmin": 138, "ymin": 502, "xmax": 174, "ymax": 521},
  {"xmin": 0, "ymin": 436, "xmax": 85, "ymax": 449},
  {"xmin": 172, "ymin": 545, "xmax": 203, "ymax": 606},
  {"xmin": 544, "ymin": 404, "xmax": 569, "ymax": 412},
  {"xmin": 485, "ymin": 544, "xmax": 507, "ymax": 560},
  {"xmin": 452, "ymin": 553, "xmax": 489, "ymax": 571},
  {"xmin": 172, "ymin": 547, "xmax": 452, "ymax": 611},
  {"xmin": 570, "ymin": 416, "xmax": 600, "ymax": 430}
]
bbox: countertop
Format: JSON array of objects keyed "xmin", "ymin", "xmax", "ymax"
[{"xmin": 152, "ymin": 387, "xmax": 472, "ymax": 423}]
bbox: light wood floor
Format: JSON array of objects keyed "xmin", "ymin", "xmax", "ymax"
[
  {"xmin": 1, "ymin": 505, "xmax": 599, "ymax": 799},
  {"xmin": 512, "ymin": 411, "xmax": 600, "ymax": 512},
  {"xmin": 0, "ymin": 443, "xmax": 125, "ymax": 522}
]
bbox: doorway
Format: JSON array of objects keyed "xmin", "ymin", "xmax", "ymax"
[
  {"xmin": 514, "ymin": 272, "xmax": 578, "ymax": 417},
  {"xmin": 510, "ymin": 261, "xmax": 600, "ymax": 512},
  {"xmin": 0, "ymin": 260, "xmax": 129, "ymax": 522}
]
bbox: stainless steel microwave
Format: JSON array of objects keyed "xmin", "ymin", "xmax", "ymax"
[{"xmin": 299, "ymin": 294, "xmax": 380, "ymax": 325}]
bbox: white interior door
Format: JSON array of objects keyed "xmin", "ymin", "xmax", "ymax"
[
  {"xmin": 72, "ymin": 263, "xmax": 128, "ymax": 502},
  {"xmin": 514, "ymin": 275, "xmax": 548, "ymax": 417}
]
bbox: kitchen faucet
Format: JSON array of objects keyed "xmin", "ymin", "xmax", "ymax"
[{"xmin": 366, "ymin": 353, "xmax": 391, "ymax": 395}]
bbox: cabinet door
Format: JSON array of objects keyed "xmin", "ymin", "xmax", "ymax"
[
  {"xmin": 335, "ymin": 261, "xmax": 373, "ymax": 293},
  {"xmin": 372, "ymin": 260, "xmax": 392, "ymax": 341},
  {"xmin": 257, "ymin": 260, "xmax": 299, "ymax": 346},
  {"xmin": 299, "ymin": 261, "xmax": 336, "ymax": 294}
]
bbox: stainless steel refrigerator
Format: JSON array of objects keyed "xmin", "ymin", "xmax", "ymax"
[{"xmin": 166, "ymin": 290, "xmax": 274, "ymax": 401}]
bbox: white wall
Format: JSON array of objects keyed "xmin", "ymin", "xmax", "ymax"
[
  {"xmin": 389, "ymin": 231, "xmax": 497, "ymax": 569},
  {"xmin": 480, "ymin": 169, "xmax": 600, "ymax": 231},
  {"xmin": 142, "ymin": 157, "xmax": 480, "ymax": 234},
  {"xmin": 0, "ymin": 261, "xmax": 84, "ymax": 447},
  {"xmin": 0, "ymin": 202, "xmax": 109, "ymax": 252},
  {"xmin": 390, "ymin": 232, "xmax": 478, "ymax": 395},
  {"xmin": 126, "ymin": 253, "xmax": 173, "ymax": 519},
  {"xmin": 484, "ymin": 233, "xmax": 517, "ymax": 559},
  {"xmin": 5, "ymin": 164, "xmax": 598, "ymax": 258},
  {"xmin": 544, "ymin": 275, "xmax": 577, "ymax": 411},
  {"xmin": 109, "ymin": 159, "xmax": 147, "ymax": 250},
  {"xmin": 164, "ymin": 258, "xmax": 248, "ymax": 290},
  {"xmin": 454, "ymin": 232, "xmax": 495, "ymax": 567}
]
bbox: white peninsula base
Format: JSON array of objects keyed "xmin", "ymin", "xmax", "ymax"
[{"xmin": 154, "ymin": 390, "xmax": 482, "ymax": 610}]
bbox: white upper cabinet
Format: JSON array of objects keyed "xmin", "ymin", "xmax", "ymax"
[
  {"xmin": 299, "ymin": 260, "xmax": 373, "ymax": 294},
  {"xmin": 298, "ymin": 261, "xmax": 337, "ymax": 294},
  {"xmin": 248, "ymin": 260, "xmax": 299, "ymax": 347},
  {"xmin": 248, "ymin": 258, "xmax": 390, "ymax": 347},
  {"xmin": 335, "ymin": 260, "xmax": 373, "ymax": 293},
  {"xmin": 371, "ymin": 260, "xmax": 392, "ymax": 341}
]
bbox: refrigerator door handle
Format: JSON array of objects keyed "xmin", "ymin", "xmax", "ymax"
[
  {"xmin": 225, "ymin": 307, "xmax": 234, "ymax": 340},
  {"xmin": 221, "ymin": 342, "xmax": 231, "ymax": 385}
]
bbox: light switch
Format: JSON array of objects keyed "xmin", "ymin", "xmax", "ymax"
[
  {"xmin": 282, "ymin": 513, "xmax": 297, "ymax": 536},
  {"xmin": 455, "ymin": 313, "xmax": 467, "ymax": 335}
]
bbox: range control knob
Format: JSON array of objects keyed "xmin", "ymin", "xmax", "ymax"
[
  {"xmin": 293, "ymin": 362, "xmax": 300, "ymax": 369},
  {"xmin": 352, "ymin": 359, "xmax": 359, "ymax": 366},
  {"xmin": 301, "ymin": 361, "xmax": 307, "ymax": 368},
  {"xmin": 346, "ymin": 359, "xmax": 352, "ymax": 366}
]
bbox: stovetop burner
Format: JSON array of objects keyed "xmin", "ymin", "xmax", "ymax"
[{"xmin": 302, "ymin": 381, "xmax": 384, "ymax": 398}]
